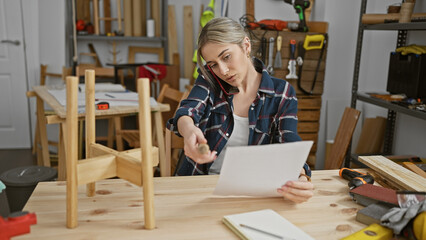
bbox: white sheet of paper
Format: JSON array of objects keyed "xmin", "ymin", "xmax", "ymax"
[{"xmin": 213, "ymin": 141, "xmax": 313, "ymax": 197}]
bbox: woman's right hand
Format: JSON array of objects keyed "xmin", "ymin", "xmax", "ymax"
[{"xmin": 178, "ymin": 116, "xmax": 217, "ymax": 164}]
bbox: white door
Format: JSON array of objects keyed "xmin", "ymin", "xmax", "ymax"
[{"xmin": 0, "ymin": 0, "xmax": 31, "ymax": 148}]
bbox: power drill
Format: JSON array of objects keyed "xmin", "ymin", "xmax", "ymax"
[
  {"xmin": 339, "ymin": 168, "xmax": 374, "ymax": 189},
  {"xmin": 283, "ymin": 0, "xmax": 310, "ymax": 32}
]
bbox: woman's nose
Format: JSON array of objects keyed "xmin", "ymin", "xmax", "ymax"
[{"xmin": 218, "ymin": 62, "xmax": 229, "ymax": 76}]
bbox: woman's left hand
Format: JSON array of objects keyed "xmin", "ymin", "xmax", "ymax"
[{"xmin": 276, "ymin": 175, "xmax": 314, "ymax": 204}]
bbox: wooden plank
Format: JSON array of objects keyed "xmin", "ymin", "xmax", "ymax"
[
  {"xmin": 298, "ymin": 97, "xmax": 321, "ymax": 109},
  {"xmin": 77, "ymin": 155, "xmax": 117, "ymax": 185},
  {"xmin": 123, "ymin": 0, "xmax": 132, "ymax": 36},
  {"xmin": 325, "ymin": 107, "xmax": 360, "ymax": 169},
  {"xmin": 141, "ymin": 0, "xmax": 146, "ymax": 36},
  {"xmin": 151, "ymin": 0, "xmax": 161, "ymax": 37},
  {"xmin": 402, "ymin": 162, "xmax": 426, "ymax": 178},
  {"xmin": 90, "ymin": 143, "xmax": 119, "ymax": 157},
  {"xmin": 103, "ymin": 0, "xmax": 111, "ymax": 33},
  {"xmin": 167, "ymin": 5, "xmax": 178, "ymax": 64},
  {"xmin": 93, "ymin": 0, "xmax": 100, "ymax": 35},
  {"xmin": 358, "ymin": 156, "xmax": 426, "ymax": 191},
  {"xmin": 246, "ymin": 0, "xmax": 254, "ymax": 17},
  {"xmin": 298, "ymin": 110, "xmax": 320, "ymax": 121},
  {"xmin": 116, "ymin": 154, "xmax": 142, "ymax": 186},
  {"xmin": 298, "ymin": 121, "xmax": 319, "ymax": 133},
  {"xmin": 132, "ymin": 0, "xmax": 142, "ymax": 36},
  {"xmin": 183, "ymin": 6, "xmax": 194, "ymax": 80}
]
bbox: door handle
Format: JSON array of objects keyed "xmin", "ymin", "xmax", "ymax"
[{"xmin": 1, "ymin": 40, "xmax": 20, "ymax": 46}]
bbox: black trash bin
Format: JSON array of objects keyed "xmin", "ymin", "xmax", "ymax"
[{"xmin": 0, "ymin": 166, "xmax": 57, "ymax": 212}]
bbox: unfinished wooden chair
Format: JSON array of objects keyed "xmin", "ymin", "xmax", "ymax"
[
  {"xmin": 324, "ymin": 107, "xmax": 361, "ymax": 169},
  {"xmin": 117, "ymin": 84, "xmax": 189, "ymax": 176},
  {"xmin": 27, "ymin": 64, "xmax": 72, "ymax": 167},
  {"xmin": 65, "ymin": 72, "xmax": 157, "ymax": 229}
]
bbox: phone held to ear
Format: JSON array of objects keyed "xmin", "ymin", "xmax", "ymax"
[{"xmin": 205, "ymin": 65, "xmax": 239, "ymax": 96}]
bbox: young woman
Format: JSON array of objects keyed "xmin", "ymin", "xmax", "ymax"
[{"xmin": 166, "ymin": 17, "xmax": 314, "ymax": 203}]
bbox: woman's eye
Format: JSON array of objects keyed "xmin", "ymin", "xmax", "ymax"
[
  {"xmin": 223, "ymin": 54, "xmax": 231, "ymax": 61},
  {"xmin": 209, "ymin": 64, "xmax": 217, "ymax": 68}
]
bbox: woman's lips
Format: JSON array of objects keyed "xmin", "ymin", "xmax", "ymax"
[{"xmin": 226, "ymin": 74, "xmax": 236, "ymax": 82}]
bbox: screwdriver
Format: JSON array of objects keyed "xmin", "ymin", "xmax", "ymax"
[{"xmin": 339, "ymin": 168, "xmax": 374, "ymax": 189}]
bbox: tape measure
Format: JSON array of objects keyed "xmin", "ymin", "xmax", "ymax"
[
  {"xmin": 96, "ymin": 102, "xmax": 109, "ymax": 110},
  {"xmin": 341, "ymin": 223, "xmax": 393, "ymax": 240}
]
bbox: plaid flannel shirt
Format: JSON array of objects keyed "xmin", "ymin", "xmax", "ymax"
[{"xmin": 166, "ymin": 58, "xmax": 311, "ymax": 176}]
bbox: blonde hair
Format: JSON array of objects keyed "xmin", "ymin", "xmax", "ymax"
[{"xmin": 197, "ymin": 17, "xmax": 249, "ymax": 91}]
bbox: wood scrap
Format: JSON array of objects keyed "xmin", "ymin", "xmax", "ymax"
[
  {"xmin": 402, "ymin": 162, "xmax": 426, "ymax": 178},
  {"xmin": 362, "ymin": 13, "xmax": 426, "ymax": 24},
  {"xmin": 358, "ymin": 155, "xmax": 426, "ymax": 191},
  {"xmin": 104, "ymin": 0, "xmax": 111, "ymax": 33},
  {"xmin": 167, "ymin": 5, "xmax": 178, "ymax": 64},
  {"xmin": 183, "ymin": 6, "xmax": 194, "ymax": 80}
]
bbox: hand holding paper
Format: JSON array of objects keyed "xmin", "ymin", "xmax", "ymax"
[{"xmin": 213, "ymin": 141, "xmax": 313, "ymax": 197}]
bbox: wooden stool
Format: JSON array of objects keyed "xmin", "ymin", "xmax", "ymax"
[{"xmin": 65, "ymin": 72, "xmax": 156, "ymax": 229}]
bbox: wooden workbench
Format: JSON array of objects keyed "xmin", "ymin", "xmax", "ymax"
[
  {"xmin": 32, "ymin": 85, "xmax": 170, "ymax": 179},
  {"xmin": 18, "ymin": 170, "xmax": 366, "ymax": 239}
]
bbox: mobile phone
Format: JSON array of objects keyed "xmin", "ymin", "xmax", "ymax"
[{"xmin": 205, "ymin": 65, "xmax": 239, "ymax": 96}]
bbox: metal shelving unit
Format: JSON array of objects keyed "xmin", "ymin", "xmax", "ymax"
[
  {"xmin": 347, "ymin": 0, "xmax": 426, "ymax": 167},
  {"xmin": 65, "ymin": 0, "xmax": 169, "ymax": 66}
]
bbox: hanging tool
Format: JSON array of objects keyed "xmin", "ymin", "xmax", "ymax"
[
  {"xmin": 339, "ymin": 168, "xmax": 374, "ymax": 189},
  {"xmin": 246, "ymin": 19, "xmax": 298, "ymax": 31},
  {"xmin": 283, "ymin": 0, "xmax": 311, "ymax": 32},
  {"xmin": 266, "ymin": 37, "xmax": 275, "ymax": 75},
  {"xmin": 261, "ymin": 37, "xmax": 267, "ymax": 64},
  {"xmin": 274, "ymin": 36, "xmax": 283, "ymax": 69},
  {"xmin": 286, "ymin": 39, "xmax": 298, "ymax": 79},
  {"xmin": 297, "ymin": 34, "xmax": 327, "ymax": 95}
]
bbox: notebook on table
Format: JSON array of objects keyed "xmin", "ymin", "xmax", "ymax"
[{"xmin": 223, "ymin": 209, "xmax": 315, "ymax": 240}]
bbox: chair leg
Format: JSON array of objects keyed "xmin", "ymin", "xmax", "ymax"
[
  {"xmin": 36, "ymin": 97, "xmax": 51, "ymax": 167},
  {"xmin": 107, "ymin": 118, "xmax": 115, "ymax": 148},
  {"xmin": 66, "ymin": 76, "xmax": 79, "ymax": 229},
  {"xmin": 153, "ymin": 112, "xmax": 167, "ymax": 177},
  {"xmin": 78, "ymin": 120, "xmax": 84, "ymax": 160},
  {"xmin": 114, "ymin": 117, "xmax": 124, "ymax": 151},
  {"xmin": 32, "ymin": 119, "xmax": 39, "ymax": 155}
]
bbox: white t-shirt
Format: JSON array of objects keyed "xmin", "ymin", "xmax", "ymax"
[{"xmin": 209, "ymin": 114, "xmax": 249, "ymax": 175}]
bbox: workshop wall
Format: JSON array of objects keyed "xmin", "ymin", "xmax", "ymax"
[{"xmin": 24, "ymin": 0, "xmax": 426, "ymax": 167}]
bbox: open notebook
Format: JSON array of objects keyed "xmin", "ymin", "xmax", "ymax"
[{"xmin": 223, "ymin": 209, "xmax": 314, "ymax": 240}]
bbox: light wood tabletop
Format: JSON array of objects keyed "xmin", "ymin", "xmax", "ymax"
[
  {"xmin": 33, "ymin": 85, "xmax": 170, "ymax": 119},
  {"xmin": 18, "ymin": 170, "xmax": 367, "ymax": 240}
]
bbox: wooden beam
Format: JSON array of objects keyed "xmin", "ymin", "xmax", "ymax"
[
  {"xmin": 246, "ymin": 0, "xmax": 254, "ymax": 17},
  {"xmin": 402, "ymin": 162, "xmax": 426, "ymax": 178},
  {"xmin": 116, "ymin": 154, "xmax": 142, "ymax": 186},
  {"xmin": 359, "ymin": 156, "xmax": 426, "ymax": 191},
  {"xmin": 77, "ymin": 155, "xmax": 117, "ymax": 185},
  {"xmin": 167, "ymin": 5, "xmax": 178, "ymax": 64},
  {"xmin": 183, "ymin": 6, "xmax": 194, "ymax": 80}
]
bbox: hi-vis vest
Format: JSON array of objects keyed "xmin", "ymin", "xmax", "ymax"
[{"xmin": 193, "ymin": 0, "xmax": 215, "ymax": 79}]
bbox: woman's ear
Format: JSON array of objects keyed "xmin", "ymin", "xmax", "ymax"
[{"xmin": 244, "ymin": 37, "xmax": 251, "ymax": 55}]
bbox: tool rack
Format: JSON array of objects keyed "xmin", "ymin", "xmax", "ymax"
[
  {"xmin": 347, "ymin": 0, "xmax": 426, "ymax": 167},
  {"xmin": 250, "ymin": 22, "xmax": 329, "ymax": 169}
]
